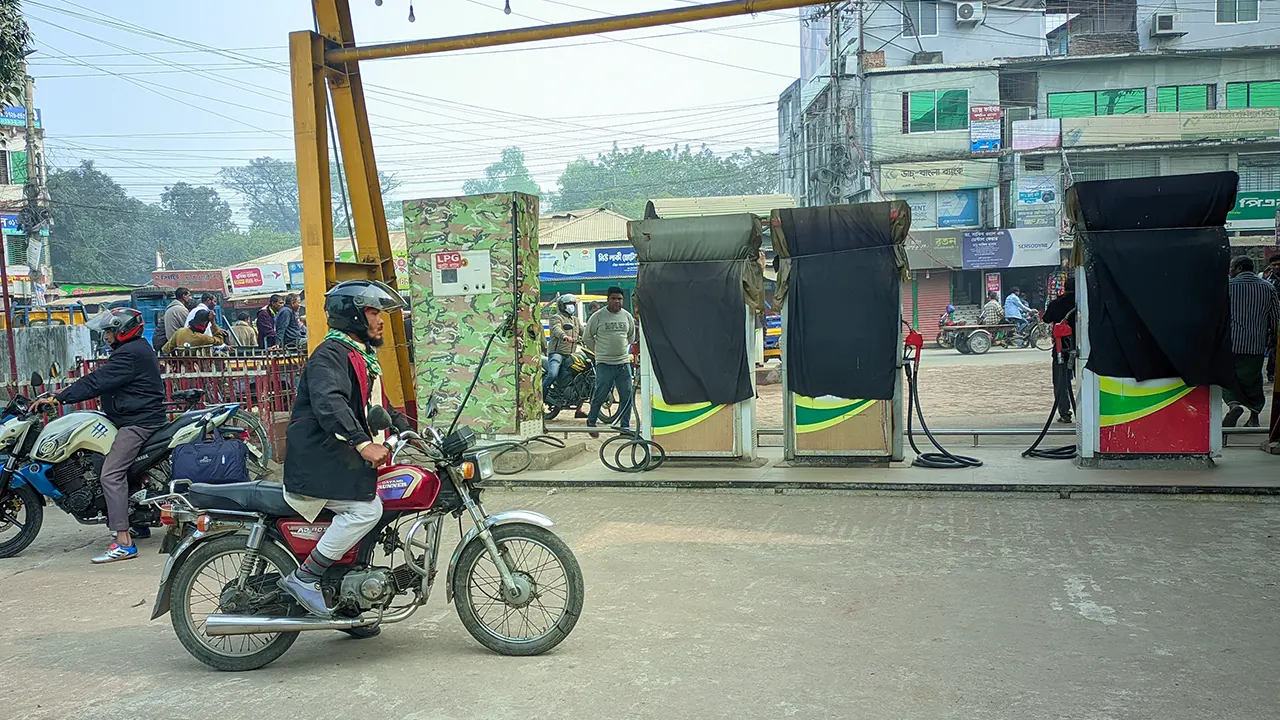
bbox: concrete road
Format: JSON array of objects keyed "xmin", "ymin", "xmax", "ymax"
[{"xmin": 2, "ymin": 490, "xmax": 1278, "ymax": 720}]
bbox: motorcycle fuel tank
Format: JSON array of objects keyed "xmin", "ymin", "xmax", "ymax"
[
  {"xmin": 32, "ymin": 411, "xmax": 117, "ymax": 464},
  {"xmin": 375, "ymin": 464, "xmax": 441, "ymax": 511}
]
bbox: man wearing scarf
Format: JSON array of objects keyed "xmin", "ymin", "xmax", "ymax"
[{"xmin": 276, "ymin": 280, "xmax": 410, "ymax": 622}]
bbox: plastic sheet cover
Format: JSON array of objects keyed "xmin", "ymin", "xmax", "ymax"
[
  {"xmin": 629, "ymin": 214, "xmax": 763, "ymax": 405},
  {"xmin": 1065, "ymin": 172, "xmax": 1237, "ymax": 388},
  {"xmin": 772, "ymin": 202, "xmax": 909, "ymax": 400}
]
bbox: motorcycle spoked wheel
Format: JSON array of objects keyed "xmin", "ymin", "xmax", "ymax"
[
  {"xmin": 0, "ymin": 484, "xmax": 43, "ymax": 558},
  {"xmin": 453, "ymin": 523, "xmax": 584, "ymax": 656},
  {"xmin": 170, "ymin": 534, "xmax": 300, "ymax": 672}
]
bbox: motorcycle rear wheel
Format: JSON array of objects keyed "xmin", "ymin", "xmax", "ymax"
[
  {"xmin": 453, "ymin": 523, "xmax": 584, "ymax": 656},
  {"xmin": 170, "ymin": 534, "xmax": 300, "ymax": 672},
  {"xmin": 0, "ymin": 484, "xmax": 43, "ymax": 558}
]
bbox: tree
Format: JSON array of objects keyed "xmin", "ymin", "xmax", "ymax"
[
  {"xmin": 197, "ymin": 228, "xmax": 299, "ymax": 269},
  {"xmin": 463, "ymin": 146, "xmax": 542, "ymax": 197},
  {"xmin": 218, "ymin": 156, "xmax": 402, "ymax": 236},
  {"xmin": 550, "ymin": 144, "xmax": 779, "ymax": 218},
  {"xmin": 47, "ymin": 161, "xmax": 158, "ymax": 285},
  {"xmin": 0, "ymin": 0, "xmax": 31, "ymax": 106},
  {"xmin": 154, "ymin": 182, "xmax": 234, "ymax": 269}
]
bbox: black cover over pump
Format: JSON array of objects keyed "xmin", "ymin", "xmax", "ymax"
[
  {"xmin": 1066, "ymin": 171, "xmax": 1237, "ymax": 389},
  {"xmin": 629, "ymin": 214, "xmax": 763, "ymax": 406},
  {"xmin": 773, "ymin": 202, "xmax": 908, "ymax": 401}
]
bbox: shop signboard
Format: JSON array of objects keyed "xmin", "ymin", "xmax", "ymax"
[
  {"xmin": 880, "ymin": 160, "xmax": 998, "ymax": 193},
  {"xmin": 937, "ymin": 190, "xmax": 981, "ymax": 228},
  {"xmin": 1225, "ymin": 191, "xmax": 1280, "ymax": 231},
  {"xmin": 984, "ymin": 272, "xmax": 1002, "ymax": 299},
  {"xmin": 1011, "ymin": 119, "xmax": 1060, "ymax": 150},
  {"xmin": 0, "ymin": 106, "xmax": 41, "ymax": 128},
  {"xmin": 961, "ymin": 228, "xmax": 1060, "ymax": 270},
  {"xmin": 1015, "ymin": 174, "xmax": 1060, "ymax": 228},
  {"xmin": 1061, "ymin": 108, "xmax": 1280, "ymax": 149},
  {"xmin": 224, "ymin": 264, "xmax": 288, "ymax": 296},
  {"xmin": 539, "ymin": 246, "xmax": 638, "ymax": 280},
  {"xmin": 969, "ymin": 105, "xmax": 1002, "ymax": 153},
  {"xmin": 287, "ymin": 261, "xmax": 305, "ymax": 287},
  {"xmin": 151, "ymin": 269, "xmax": 224, "ymax": 292},
  {"xmin": 0, "ymin": 214, "xmax": 19, "ymax": 235}
]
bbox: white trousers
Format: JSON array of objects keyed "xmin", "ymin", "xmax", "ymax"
[{"xmin": 315, "ymin": 497, "xmax": 383, "ymax": 560}]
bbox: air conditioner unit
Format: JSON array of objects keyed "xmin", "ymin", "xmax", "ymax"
[
  {"xmin": 1150, "ymin": 12, "xmax": 1186, "ymax": 37},
  {"xmin": 956, "ymin": 2, "xmax": 984, "ymax": 24}
]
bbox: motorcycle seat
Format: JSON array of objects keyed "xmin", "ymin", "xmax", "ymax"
[
  {"xmin": 145, "ymin": 410, "xmax": 210, "ymax": 448},
  {"xmin": 187, "ymin": 480, "xmax": 296, "ymax": 517},
  {"xmin": 170, "ymin": 388, "xmax": 206, "ymax": 403}
]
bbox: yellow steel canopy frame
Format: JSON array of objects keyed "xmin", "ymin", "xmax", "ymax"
[{"xmin": 296, "ymin": 0, "xmax": 832, "ymax": 413}]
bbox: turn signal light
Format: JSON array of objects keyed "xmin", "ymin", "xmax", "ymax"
[
  {"xmin": 460, "ymin": 461, "xmax": 477, "ymax": 480},
  {"xmin": 159, "ymin": 506, "xmax": 176, "ymax": 527},
  {"xmin": 195, "ymin": 514, "xmax": 213, "ymax": 533}
]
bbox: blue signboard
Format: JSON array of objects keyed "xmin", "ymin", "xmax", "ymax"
[
  {"xmin": 0, "ymin": 214, "xmax": 18, "ymax": 236},
  {"xmin": 0, "ymin": 106, "xmax": 41, "ymax": 129},
  {"xmin": 287, "ymin": 261, "xmax": 304, "ymax": 287},
  {"xmin": 539, "ymin": 246, "xmax": 637, "ymax": 280},
  {"xmin": 936, "ymin": 190, "xmax": 981, "ymax": 228}
]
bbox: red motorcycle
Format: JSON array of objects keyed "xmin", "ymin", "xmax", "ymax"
[{"xmin": 145, "ymin": 397, "xmax": 584, "ymax": 672}]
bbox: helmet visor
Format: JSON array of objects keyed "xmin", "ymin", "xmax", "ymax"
[
  {"xmin": 86, "ymin": 310, "xmax": 117, "ymax": 333},
  {"xmin": 349, "ymin": 280, "xmax": 407, "ymax": 313}
]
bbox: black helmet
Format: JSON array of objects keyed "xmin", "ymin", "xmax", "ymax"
[
  {"xmin": 325, "ymin": 280, "xmax": 406, "ymax": 342},
  {"xmin": 87, "ymin": 308, "xmax": 145, "ymax": 347}
]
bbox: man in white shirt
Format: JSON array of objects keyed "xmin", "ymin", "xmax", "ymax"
[{"xmin": 185, "ymin": 292, "xmax": 218, "ymax": 337}]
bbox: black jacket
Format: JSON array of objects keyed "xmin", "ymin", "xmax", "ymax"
[
  {"xmin": 1042, "ymin": 291, "xmax": 1077, "ymax": 335},
  {"xmin": 284, "ymin": 337, "xmax": 407, "ymax": 501},
  {"xmin": 56, "ymin": 336, "xmax": 166, "ymax": 428}
]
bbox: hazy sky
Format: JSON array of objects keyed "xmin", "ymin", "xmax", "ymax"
[{"xmin": 22, "ymin": 0, "xmax": 801, "ymax": 220}]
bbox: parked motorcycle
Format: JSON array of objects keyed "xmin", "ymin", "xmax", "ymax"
[
  {"xmin": 543, "ymin": 343, "xmax": 619, "ymax": 423},
  {"xmin": 0, "ymin": 377, "xmax": 249, "ymax": 558},
  {"xmin": 147, "ymin": 393, "xmax": 585, "ymax": 672}
]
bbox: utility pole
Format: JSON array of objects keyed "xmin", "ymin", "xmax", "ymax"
[{"xmin": 20, "ymin": 56, "xmax": 46, "ymax": 282}]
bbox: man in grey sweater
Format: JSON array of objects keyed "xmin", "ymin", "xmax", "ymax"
[{"xmin": 583, "ymin": 286, "xmax": 636, "ymax": 433}]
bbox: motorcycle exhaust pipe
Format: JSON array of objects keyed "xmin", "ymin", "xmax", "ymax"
[{"xmin": 203, "ymin": 613, "xmax": 376, "ymax": 636}]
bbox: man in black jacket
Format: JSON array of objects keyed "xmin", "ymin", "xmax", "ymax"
[
  {"xmin": 33, "ymin": 308, "xmax": 166, "ymax": 563},
  {"xmin": 277, "ymin": 280, "xmax": 409, "ymax": 617}
]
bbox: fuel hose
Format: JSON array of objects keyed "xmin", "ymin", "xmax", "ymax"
[{"xmin": 904, "ymin": 356, "xmax": 984, "ymax": 470}]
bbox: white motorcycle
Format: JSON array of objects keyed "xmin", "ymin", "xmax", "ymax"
[{"xmin": 0, "ymin": 377, "xmax": 253, "ymax": 558}]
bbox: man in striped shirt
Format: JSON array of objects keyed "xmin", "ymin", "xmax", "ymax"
[{"xmin": 1225, "ymin": 256, "xmax": 1280, "ymax": 427}]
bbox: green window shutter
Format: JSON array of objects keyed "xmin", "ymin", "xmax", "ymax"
[
  {"xmin": 1178, "ymin": 85, "xmax": 1209, "ymax": 112},
  {"xmin": 9, "ymin": 151, "xmax": 27, "ymax": 186},
  {"xmin": 909, "ymin": 91, "xmax": 936, "ymax": 133},
  {"xmin": 1248, "ymin": 81, "xmax": 1280, "ymax": 108},
  {"xmin": 1156, "ymin": 87, "xmax": 1178, "ymax": 112},
  {"xmin": 935, "ymin": 90, "xmax": 968, "ymax": 131},
  {"xmin": 1048, "ymin": 92, "xmax": 1096, "ymax": 118},
  {"xmin": 1226, "ymin": 82, "xmax": 1248, "ymax": 109},
  {"xmin": 1097, "ymin": 88, "xmax": 1146, "ymax": 115}
]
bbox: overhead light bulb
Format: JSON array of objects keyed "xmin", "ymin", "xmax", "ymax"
[
  {"xmin": 504, "ymin": 0, "xmax": 512, "ymax": 14},
  {"xmin": 408, "ymin": 2, "xmax": 415, "ymax": 21}
]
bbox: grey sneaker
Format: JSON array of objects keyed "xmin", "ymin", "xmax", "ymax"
[
  {"xmin": 1246, "ymin": 412, "xmax": 1261, "ymax": 428},
  {"xmin": 1223, "ymin": 403, "xmax": 1245, "ymax": 428},
  {"xmin": 277, "ymin": 571, "xmax": 330, "ymax": 616}
]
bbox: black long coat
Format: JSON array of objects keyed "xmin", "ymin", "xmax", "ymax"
[{"xmin": 283, "ymin": 338, "xmax": 383, "ymax": 501}]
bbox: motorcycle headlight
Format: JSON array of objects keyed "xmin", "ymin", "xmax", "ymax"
[{"xmin": 464, "ymin": 450, "xmax": 493, "ymax": 481}]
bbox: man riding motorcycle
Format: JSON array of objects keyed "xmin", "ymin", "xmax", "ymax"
[
  {"xmin": 544, "ymin": 294, "xmax": 582, "ymax": 396},
  {"xmin": 31, "ymin": 308, "xmax": 166, "ymax": 564},
  {"xmin": 276, "ymin": 280, "xmax": 411, "ymax": 621}
]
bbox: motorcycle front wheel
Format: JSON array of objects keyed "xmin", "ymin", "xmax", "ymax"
[
  {"xmin": 0, "ymin": 483, "xmax": 43, "ymax": 558},
  {"xmin": 170, "ymin": 534, "xmax": 299, "ymax": 672},
  {"xmin": 453, "ymin": 523, "xmax": 584, "ymax": 656}
]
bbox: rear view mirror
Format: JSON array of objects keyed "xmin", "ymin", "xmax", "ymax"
[
  {"xmin": 30, "ymin": 372, "xmax": 43, "ymax": 388},
  {"xmin": 368, "ymin": 405, "xmax": 393, "ymax": 433},
  {"xmin": 423, "ymin": 394, "xmax": 439, "ymax": 420}
]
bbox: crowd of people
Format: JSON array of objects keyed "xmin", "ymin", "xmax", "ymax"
[{"xmin": 151, "ymin": 287, "xmax": 307, "ymax": 354}]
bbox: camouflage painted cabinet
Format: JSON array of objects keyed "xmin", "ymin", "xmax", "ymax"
[{"xmin": 402, "ymin": 193, "xmax": 541, "ymax": 436}]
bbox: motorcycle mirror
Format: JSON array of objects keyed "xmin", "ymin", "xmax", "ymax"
[
  {"xmin": 424, "ymin": 394, "xmax": 439, "ymax": 420},
  {"xmin": 30, "ymin": 372, "xmax": 43, "ymax": 388},
  {"xmin": 368, "ymin": 405, "xmax": 394, "ymax": 433}
]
